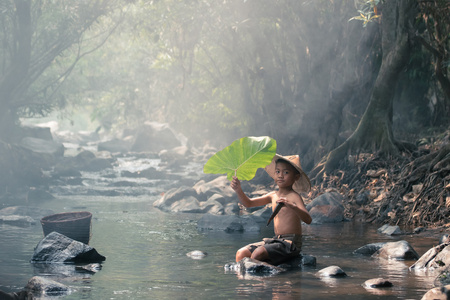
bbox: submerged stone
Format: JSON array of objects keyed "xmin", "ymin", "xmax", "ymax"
[{"xmin": 26, "ymin": 276, "xmax": 70, "ymax": 296}]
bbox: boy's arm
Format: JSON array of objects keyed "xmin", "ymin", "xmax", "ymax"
[
  {"xmin": 230, "ymin": 177, "xmax": 272, "ymax": 208},
  {"xmin": 277, "ymin": 195, "xmax": 312, "ymax": 224}
]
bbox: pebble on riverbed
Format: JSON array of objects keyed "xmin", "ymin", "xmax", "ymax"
[
  {"xmin": 317, "ymin": 266, "xmax": 347, "ymax": 277},
  {"xmin": 186, "ymin": 250, "xmax": 207, "ymax": 259}
]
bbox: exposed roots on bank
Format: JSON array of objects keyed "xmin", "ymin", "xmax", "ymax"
[{"xmin": 309, "ymin": 132, "xmax": 450, "ymax": 229}]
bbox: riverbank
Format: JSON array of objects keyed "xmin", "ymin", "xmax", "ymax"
[{"xmin": 308, "ymin": 129, "xmax": 449, "ymax": 230}]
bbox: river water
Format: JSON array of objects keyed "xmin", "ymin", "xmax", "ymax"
[{"xmin": 0, "ymin": 156, "xmax": 442, "ymax": 299}]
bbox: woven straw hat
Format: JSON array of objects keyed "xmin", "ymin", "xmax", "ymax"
[{"xmin": 264, "ymin": 154, "xmax": 311, "ymax": 193}]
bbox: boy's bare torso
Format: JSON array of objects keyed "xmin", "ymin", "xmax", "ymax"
[{"xmin": 269, "ymin": 191, "xmax": 303, "ymax": 236}]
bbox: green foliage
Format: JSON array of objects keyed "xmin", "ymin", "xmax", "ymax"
[{"xmin": 203, "ymin": 136, "xmax": 276, "ymax": 181}]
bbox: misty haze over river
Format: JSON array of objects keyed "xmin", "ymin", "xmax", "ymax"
[{"xmin": 0, "ymin": 144, "xmax": 443, "ymax": 299}]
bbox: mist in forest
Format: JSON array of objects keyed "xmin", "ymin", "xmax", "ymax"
[{"xmin": 0, "ymin": 0, "xmax": 447, "ymax": 171}]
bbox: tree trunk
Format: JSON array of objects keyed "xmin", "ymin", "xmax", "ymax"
[
  {"xmin": 311, "ymin": 0, "xmax": 419, "ymax": 178},
  {"xmin": 0, "ymin": 0, "xmax": 32, "ymax": 141}
]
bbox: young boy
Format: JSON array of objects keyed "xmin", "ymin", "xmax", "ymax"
[{"xmin": 230, "ymin": 154, "xmax": 312, "ymax": 266}]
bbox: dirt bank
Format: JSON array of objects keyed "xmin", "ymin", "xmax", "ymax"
[{"xmin": 309, "ymin": 130, "xmax": 450, "ymax": 231}]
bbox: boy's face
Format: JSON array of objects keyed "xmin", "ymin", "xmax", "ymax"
[{"xmin": 274, "ymin": 161, "xmax": 300, "ymax": 189}]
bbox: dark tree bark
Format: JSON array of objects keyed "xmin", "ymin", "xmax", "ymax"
[
  {"xmin": 311, "ymin": 0, "xmax": 419, "ymax": 179},
  {"xmin": 416, "ymin": 0, "xmax": 450, "ymax": 123},
  {"xmin": 0, "ymin": 0, "xmax": 32, "ymax": 141}
]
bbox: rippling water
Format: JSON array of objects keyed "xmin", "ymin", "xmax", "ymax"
[{"xmin": 0, "ymin": 157, "xmax": 442, "ymax": 299}]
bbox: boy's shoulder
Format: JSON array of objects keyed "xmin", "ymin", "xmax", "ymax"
[{"xmin": 286, "ymin": 190, "xmax": 302, "ymax": 200}]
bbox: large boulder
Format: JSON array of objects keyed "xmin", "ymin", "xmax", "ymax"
[
  {"xmin": 306, "ymin": 192, "xmax": 346, "ymax": 224},
  {"xmin": 97, "ymin": 137, "xmax": 132, "ymax": 153},
  {"xmin": 54, "ymin": 150, "xmax": 112, "ymax": 174},
  {"xmin": 410, "ymin": 242, "xmax": 450, "ymax": 272},
  {"xmin": 0, "ymin": 140, "xmax": 46, "ymax": 189},
  {"xmin": 201, "ymin": 197, "xmax": 225, "ymax": 215},
  {"xmin": 170, "ymin": 196, "xmax": 203, "ymax": 213},
  {"xmin": 153, "ymin": 186, "xmax": 199, "ymax": 212},
  {"xmin": 373, "ymin": 240, "xmax": 419, "ymax": 260},
  {"xmin": 19, "ymin": 137, "xmax": 64, "ymax": 166},
  {"xmin": 18, "ymin": 125, "xmax": 53, "ymax": 141},
  {"xmin": 31, "ymin": 232, "xmax": 106, "ymax": 263},
  {"xmin": 193, "ymin": 176, "xmax": 235, "ymax": 200},
  {"xmin": 131, "ymin": 122, "xmax": 184, "ymax": 153},
  {"xmin": 159, "ymin": 145, "xmax": 191, "ymax": 168}
]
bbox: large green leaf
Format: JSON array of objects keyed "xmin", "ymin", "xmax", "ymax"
[{"xmin": 203, "ymin": 136, "xmax": 277, "ymax": 181}]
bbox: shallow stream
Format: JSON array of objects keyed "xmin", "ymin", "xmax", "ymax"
[{"xmin": 0, "ymin": 156, "xmax": 443, "ymax": 299}]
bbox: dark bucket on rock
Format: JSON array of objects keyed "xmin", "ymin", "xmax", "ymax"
[{"xmin": 41, "ymin": 211, "xmax": 92, "ymax": 244}]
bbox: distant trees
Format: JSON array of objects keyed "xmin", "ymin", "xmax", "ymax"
[
  {"xmin": 0, "ymin": 0, "xmax": 123, "ymax": 142},
  {"xmin": 4, "ymin": 0, "xmax": 447, "ymax": 176}
]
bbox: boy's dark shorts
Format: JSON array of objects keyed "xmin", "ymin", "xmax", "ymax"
[{"xmin": 245, "ymin": 234, "xmax": 302, "ymax": 266}]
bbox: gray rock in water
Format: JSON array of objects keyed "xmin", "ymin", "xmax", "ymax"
[
  {"xmin": 301, "ymin": 254, "xmax": 317, "ymax": 267},
  {"xmin": 354, "ymin": 242, "xmax": 386, "ymax": 256},
  {"xmin": 317, "ymin": 265, "xmax": 347, "ymax": 277},
  {"xmin": 26, "ymin": 276, "xmax": 70, "ymax": 296},
  {"xmin": 31, "ymin": 231, "xmax": 106, "ymax": 263},
  {"xmin": 19, "ymin": 137, "xmax": 64, "ymax": 157},
  {"xmin": 200, "ymin": 197, "xmax": 224, "ymax": 215},
  {"xmin": 186, "ymin": 250, "xmax": 207, "ymax": 259},
  {"xmin": 131, "ymin": 121, "xmax": 182, "ymax": 153},
  {"xmin": 377, "ymin": 224, "xmax": 403, "ymax": 235},
  {"xmin": 0, "ymin": 206, "xmax": 54, "ymax": 221},
  {"xmin": 98, "ymin": 138, "xmax": 131, "ymax": 153},
  {"xmin": 0, "ymin": 215, "xmax": 35, "ymax": 227},
  {"xmin": 239, "ymin": 258, "xmax": 286, "ymax": 275},
  {"xmin": 373, "ymin": 240, "xmax": 419, "ymax": 260},
  {"xmin": 193, "ymin": 176, "xmax": 234, "ymax": 199},
  {"xmin": 153, "ymin": 186, "xmax": 199, "ymax": 212},
  {"xmin": 170, "ymin": 196, "xmax": 202, "ymax": 213},
  {"xmin": 363, "ymin": 278, "xmax": 393, "ymax": 288}
]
